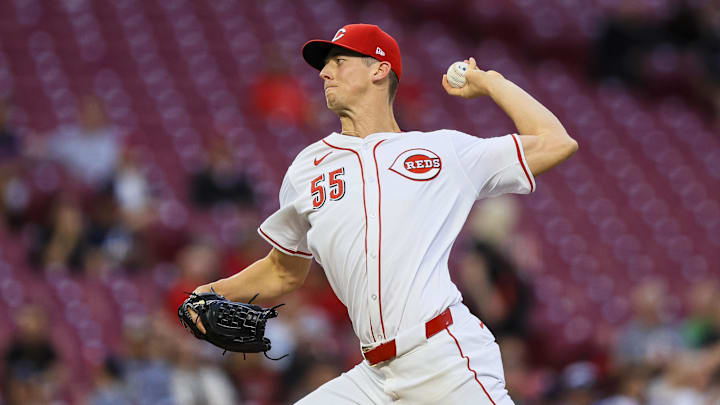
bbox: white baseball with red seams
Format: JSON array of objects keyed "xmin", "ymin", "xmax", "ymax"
[
  {"xmin": 258, "ymin": 129, "xmax": 534, "ymax": 403},
  {"xmin": 446, "ymin": 61, "xmax": 469, "ymax": 88}
]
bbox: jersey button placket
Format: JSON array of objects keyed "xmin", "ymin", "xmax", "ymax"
[{"xmin": 362, "ymin": 141, "xmax": 383, "ymax": 339}]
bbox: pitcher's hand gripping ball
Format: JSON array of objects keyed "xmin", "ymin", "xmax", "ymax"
[
  {"xmin": 178, "ymin": 291, "xmax": 283, "ymax": 356},
  {"xmin": 446, "ymin": 61, "xmax": 469, "ymax": 88}
]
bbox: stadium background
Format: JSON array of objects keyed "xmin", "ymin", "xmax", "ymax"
[{"xmin": 0, "ymin": 0, "xmax": 719, "ymax": 404}]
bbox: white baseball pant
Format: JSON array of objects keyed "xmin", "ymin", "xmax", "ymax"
[{"xmin": 295, "ymin": 303, "xmax": 514, "ymax": 404}]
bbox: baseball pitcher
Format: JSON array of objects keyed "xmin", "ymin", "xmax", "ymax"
[{"xmin": 188, "ymin": 24, "xmax": 578, "ymax": 404}]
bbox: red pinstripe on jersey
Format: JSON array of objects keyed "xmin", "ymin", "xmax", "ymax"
[
  {"xmin": 511, "ymin": 134, "xmax": 534, "ymax": 192},
  {"xmin": 322, "ymin": 139, "xmax": 380, "ymax": 342},
  {"xmin": 373, "ymin": 140, "xmax": 387, "ymax": 338},
  {"xmin": 445, "ymin": 327, "xmax": 497, "ymax": 405}
]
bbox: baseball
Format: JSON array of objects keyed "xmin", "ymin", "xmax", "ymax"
[{"xmin": 446, "ymin": 61, "xmax": 469, "ymax": 88}]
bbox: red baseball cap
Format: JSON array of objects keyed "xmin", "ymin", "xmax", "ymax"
[{"xmin": 302, "ymin": 24, "xmax": 402, "ymax": 80}]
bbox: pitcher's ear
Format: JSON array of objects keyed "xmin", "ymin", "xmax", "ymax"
[{"xmin": 372, "ymin": 61, "xmax": 392, "ymax": 83}]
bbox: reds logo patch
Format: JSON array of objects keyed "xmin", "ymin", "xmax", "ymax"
[{"xmin": 389, "ymin": 148, "xmax": 442, "ymax": 181}]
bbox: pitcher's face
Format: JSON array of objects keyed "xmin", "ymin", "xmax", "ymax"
[{"xmin": 319, "ymin": 52, "xmax": 374, "ymax": 113}]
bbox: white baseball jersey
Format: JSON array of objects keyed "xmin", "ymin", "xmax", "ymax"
[{"xmin": 258, "ymin": 130, "xmax": 535, "ymax": 347}]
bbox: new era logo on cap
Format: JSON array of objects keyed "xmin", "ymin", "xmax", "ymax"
[{"xmin": 301, "ymin": 24, "xmax": 403, "ymax": 80}]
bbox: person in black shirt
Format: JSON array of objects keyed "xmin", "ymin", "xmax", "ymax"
[
  {"xmin": 191, "ymin": 139, "xmax": 254, "ymax": 209},
  {"xmin": 3, "ymin": 304, "xmax": 59, "ymax": 405}
]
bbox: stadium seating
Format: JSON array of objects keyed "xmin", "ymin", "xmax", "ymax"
[{"xmin": 0, "ymin": 0, "xmax": 717, "ymax": 389}]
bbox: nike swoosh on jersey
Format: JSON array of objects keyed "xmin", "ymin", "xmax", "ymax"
[{"xmin": 314, "ymin": 152, "xmax": 332, "ymax": 166}]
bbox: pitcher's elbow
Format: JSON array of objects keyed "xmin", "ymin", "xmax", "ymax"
[
  {"xmin": 559, "ymin": 130, "xmax": 578, "ymax": 158},
  {"xmin": 567, "ymin": 137, "xmax": 579, "ymax": 155}
]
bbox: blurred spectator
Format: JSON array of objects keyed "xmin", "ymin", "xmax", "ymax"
[
  {"xmin": 706, "ymin": 369, "xmax": 720, "ymax": 404},
  {"xmin": 681, "ymin": 281, "xmax": 720, "ymax": 349},
  {"xmin": 285, "ymin": 358, "xmax": 343, "ymax": 404},
  {"xmin": 28, "ymin": 191, "xmax": 144, "ymax": 274},
  {"xmin": 83, "ymin": 189, "xmax": 148, "ymax": 273},
  {"xmin": 592, "ymin": 2, "xmax": 673, "ymax": 86},
  {"xmin": 165, "ymin": 239, "xmax": 221, "ymax": 318},
  {"xmin": 592, "ymin": 1, "xmax": 720, "ymax": 115},
  {"xmin": 499, "ymin": 335, "xmax": 551, "ymax": 403},
  {"xmin": 459, "ymin": 240, "xmax": 532, "ymax": 338},
  {"xmin": 273, "ymin": 292, "xmax": 354, "ymax": 403},
  {"xmin": 170, "ymin": 338, "xmax": 240, "ymax": 405},
  {"xmin": 460, "ymin": 197, "xmax": 532, "ymax": 338},
  {"xmin": 557, "ymin": 362, "xmax": 599, "ymax": 405},
  {"xmin": 3, "ymin": 305, "xmax": 60, "ymax": 405},
  {"xmin": 221, "ymin": 228, "xmax": 267, "ymax": 278},
  {"xmin": 121, "ymin": 316, "xmax": 175, "ymax": 405},
  {"xmin": 0, "ymin": 99, "xmax": 30, "ymax": 232},
  {"xmin": 646, "ymin": 343, "xmax": 720, "ymax": 405},
  {"xmin": 113, "ymin": 149, "xmax": 153, "ymax": 231},
  {"xmin": 613, "ymin": 279, "xmax": 685, "ymax": 368},
  {"xmin": 0, "ymin": 165, "xmax": 30, "ymax": 232},
  {"xmin": 467, "ymin": 195, "xmax": 521, "ymax": 247},
  {"xmin": 0, "ymin": 98, "xmax": 19, "ymax": 160},
  {"xmin": 28, "ymin": 195, "xmax": 87, "ymax": 272},
  {"xmin": 681, "ymin": 0, "xmax": 720, "ymax": 116},
  {"xmin": 249, "ymin": 50, "xmax": 312, "ymax": 127},
  {"xmin": 27, "ymin": 94, "xmax": 122, "ymax": 187},
  {"xmin": 86, "ymin": 356, "xmax": 131, "ymax": 405},
  {"xmin": 297, "ymin": 262, "xmax": 351, "ymax": 329},
  {"xmin": 597, "ymin": 364, "xmax": 652, "ymax": 405},
  {"xmin": 191, "ymin": 138, "xmax": 254, "ymax": 210},
  {"xmin": 465, "ymin": 195, "xmax": 542, "ymax": 274},
  {"xmin": 227, "ymin": 352, "xmax": 280, "ymax": 405}
]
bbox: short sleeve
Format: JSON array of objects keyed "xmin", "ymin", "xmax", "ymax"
[
  {"xmin": 257, "ymin": 168, "xmax": 313, "ymax": 258},
  {"xmin": 448, "ymin": 131, "xmax": 535, "ymax": 199}
]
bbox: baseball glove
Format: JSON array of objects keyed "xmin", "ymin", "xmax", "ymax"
[{"xmin": 178, "ymin": 290, "xmax": 283, "ymax": 357}]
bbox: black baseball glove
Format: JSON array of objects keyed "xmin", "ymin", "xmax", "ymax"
[{"xmin": 178, "ymin": 290, "xmax": 283, "ymax": 357}]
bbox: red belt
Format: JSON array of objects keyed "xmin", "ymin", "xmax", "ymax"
[{"xmin": 363, "ymin": 308, "xmax": 453, "ymax": 366}]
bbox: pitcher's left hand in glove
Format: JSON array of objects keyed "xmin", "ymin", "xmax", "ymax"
[{"xmin": 178, "ymin": 290, "xmax": 282, "ymax": 355}]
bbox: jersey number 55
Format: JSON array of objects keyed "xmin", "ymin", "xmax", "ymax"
[{"xmin": 311, "ymin": 168, "xmax": 346, "ymax": 209}]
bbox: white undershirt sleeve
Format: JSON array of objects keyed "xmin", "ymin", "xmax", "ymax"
[
  {"xmin": 257, "ymin": 168, "xmax": 313, "ymax": 258},
  {"xmin": 448, "ymin": 130, "xmax": 536, "ymax": 199}
]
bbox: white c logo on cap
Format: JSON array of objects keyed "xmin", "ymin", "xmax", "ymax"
[{"xmin": 332, "ymin": 28, "xmax": 346, "ymax": 42}]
